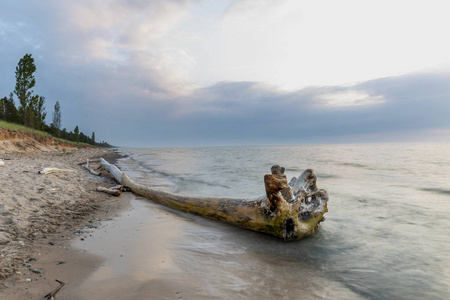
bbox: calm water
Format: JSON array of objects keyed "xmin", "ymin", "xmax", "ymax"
[{"xmin": 75, "ymin": 143, "xmax": 450, "ymax": 299}]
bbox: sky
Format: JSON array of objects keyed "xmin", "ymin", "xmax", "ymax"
[{"xmin": 0, "ymin": 0, "xmax": 449, "ymax": 147}]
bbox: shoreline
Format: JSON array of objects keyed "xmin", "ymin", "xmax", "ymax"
[{"xmin": 0, "ymin": 148, "xmax": 134, "ymax": 299}]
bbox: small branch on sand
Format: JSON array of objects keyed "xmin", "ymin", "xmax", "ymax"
[
  {"xmin": 41, "ymin": 279, "xmax": 65, "ymax": 300},
  {"xmin": 38, "ymin": 168, "xmax": 75, "ymax": 174},
  {"xmin": 82, "ymin": 159, "xmax": 101, "ymax": 176},
  {"xmin": 97, "ymin": 185, "xmax": 123, "ymax": 196}
]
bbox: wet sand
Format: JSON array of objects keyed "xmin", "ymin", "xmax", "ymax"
[
  {"xmin": 62, "ymin": 197, "xmax": 184, "ymax": 300},
  {"xmin": 55, "ymin": 196, "xmax": 363, "ymax": 300}
]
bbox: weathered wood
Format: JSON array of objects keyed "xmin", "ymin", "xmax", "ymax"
[
  {"xmin": 41, "ymin": 279, "xmax": 65, "ymax": 300},
  {"xmin": 97, "ymin": 185, "xmax": 123, "ymax": 196},
  {"xmin": 39, "ymin": 168, "xmax": 75, "ymax": 174},
  {"xmin": 88, "ymin": 158, "xmax": 123, "ymax": 182},
  {"xmin": 78, "ymin": 159, "xmax": 102, "ymax": 176},
  {"xmin": 88, "ymin": 158, "xmax": 329, "ymax": 241}
]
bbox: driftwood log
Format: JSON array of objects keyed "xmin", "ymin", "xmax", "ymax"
[
  {"xmin": 84, "ymin": 159, "xmax": 101, "ymax": 176},
  {"xmin": 39, "ymin": 168, "xmax": 75, "ymax": 174},
  {"xmin": 97, "ymin": 185, "xmax": 123, "ymax": 196},
  {"xmin": 86, "ymin": 158, "xmax": 329, "ymax": 241}
]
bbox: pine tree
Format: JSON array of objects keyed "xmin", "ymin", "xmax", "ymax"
[
  {"xmin": 74, "ymin": 125, "xmax": 79, "ymax": 144},
  {"xmin": 61, "ymin": 128, "xmax": 67, "ymax": 139},
  {"xmin": 14, "ymin": 54, "xmax": 37, "ymax": 127},
  {"xmin": 0, "ymin": 96, "xmax": 5, "ymax": 120},
  {"xmin": 34, "ymin": 95, "xmax": 46, "ymax": 131},
  {"xmin": 52, "ymin": 101, "xmax": 61, "ymax": 130},
  {"xmin": 4, "ymin": 93, "xmax": 19, "ymax": 123},
  {"xmin": 91, "ymin": 132, "xmax": 96, "ymax": 145}
]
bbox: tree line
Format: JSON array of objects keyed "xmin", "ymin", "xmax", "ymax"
[{"xmin": 0, "ymin": 53, "xmax": 111, "ymax": 147}]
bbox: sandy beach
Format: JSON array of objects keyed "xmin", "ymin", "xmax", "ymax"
[{"xmin": 0, "ymin": 146, "xmax": 133, "ymax": 299}]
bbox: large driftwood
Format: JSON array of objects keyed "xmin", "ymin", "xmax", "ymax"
[{"xmin": 87, "ymin": 158, "xmax": 329, "ymax": 241}]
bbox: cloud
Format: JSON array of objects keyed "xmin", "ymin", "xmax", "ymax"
[
  {"xmin": 319, "ymin": 91, "xmax": 385, "ymax": 107},
  {"xmin": 3, "ymin": 0, "xmax": 200, "ymax": 95},
  {"xmin": 222, "ymin": 0, "xmax": 288, "ymax": 27},
  {"xmin": 146, "ymin": 70, "xmax": 450, "ymax": 146},
  {"xmin": 1, "ymin": 0, "xmax": 449, "ymax": 146}
]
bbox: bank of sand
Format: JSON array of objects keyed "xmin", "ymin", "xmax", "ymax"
[{"xmin": 0, "ymin": 147, "xmax": 135, "ymax": 299}]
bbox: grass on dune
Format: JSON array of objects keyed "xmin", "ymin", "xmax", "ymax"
[
  {"xmin": 0, "ymin": 120, "xmax": 52, "ymax": 136},
  {"xmin": 0, "ymin": 120, "xmax": 91, "ymax": 147}
]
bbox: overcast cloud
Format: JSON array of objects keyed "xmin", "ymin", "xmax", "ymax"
[{"xmin": 0, "ymin": 0, "xmax": 449, "ymax": 147}]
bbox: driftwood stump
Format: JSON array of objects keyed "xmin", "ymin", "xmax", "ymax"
[{"xmin": 84, "ymin": 158, "xmax": 329, "ymax": 241}]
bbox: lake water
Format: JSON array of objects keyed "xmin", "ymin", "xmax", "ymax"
[{"xmin": 73, "ymin": 143, "xmax": 450, "ymax": 299}]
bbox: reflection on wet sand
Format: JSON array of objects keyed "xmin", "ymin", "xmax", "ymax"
[{"xmin": 65, "ymin": 198, "xmax": 362, "ymax": 300}]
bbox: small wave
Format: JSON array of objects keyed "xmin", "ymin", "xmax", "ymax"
[
  {"xmin": 136, "ymin": 162, "xmax": 232, "ymax": 190},
  {"xmin": 339, "ymin": 162, "xmax": 368, "ymax": 169},
  {"xmin": 123, "ymin": 157, "xmax": 231, "ymax": 192},
  {"xmin": 285, "ymin": 168, "xmax": 302, "ymax": 173},
  {"xmin": 318, "ymin": 174, "xmax": 339, "ymax": 179},
  {"xmin": 178, "ymin": 176, "xmax": 231, "ymax": 189},
  {"xmin": 419, "ymin": 187, "xmax": 450, "ymax": 196}
]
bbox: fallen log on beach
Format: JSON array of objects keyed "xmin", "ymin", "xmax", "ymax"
[
  {"xmin": 97, "ymin": 185, "xmax": 123, "ymax": 196},
  {"xmin": 85, "ymin": 158, "xmax": 329, "ymax": 241},
  {"xmin": 39, "ymin": 167, "xmax": 75, "ymax": 174},
  {"xmin": 84, "ymin": 159, "xmax": 101, "ymax": 176}
]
